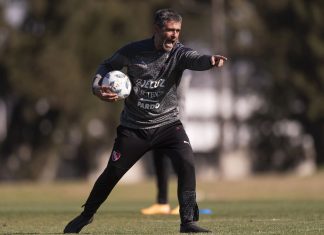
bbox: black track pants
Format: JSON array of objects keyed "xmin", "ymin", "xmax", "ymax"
[
  {"xmin": 82, "ymin": 120, "xmax": 199, "ymax": 224},
  {"xmin": 152, "ymin": 149, "xmax": 170, "ymax": 204}
]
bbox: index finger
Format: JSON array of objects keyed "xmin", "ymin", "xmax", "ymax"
[
  {"xmin": 214, "ymin": 55, "xmax": 228, "ymax": 61},
  {"xmin": 101, "ymin": 85, "xmax": 111, "ymax": 93}
]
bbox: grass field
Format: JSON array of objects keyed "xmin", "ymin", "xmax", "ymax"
[{"xmin": 1, "ymin": 172, "xmax": 324, "ymax": 234}]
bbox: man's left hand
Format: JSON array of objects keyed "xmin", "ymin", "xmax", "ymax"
[{"xmin": 211, "ymin": 55, "xmax": 228, "ymax": 67}]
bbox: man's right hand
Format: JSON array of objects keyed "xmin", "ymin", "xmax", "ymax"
[
  {"xmin": 92, "ymin": 74, "xmax": 119, "ymax": 102},
  {"xmin": 97, "ymin": 86, "xmax": 119, "ymax": 102}
]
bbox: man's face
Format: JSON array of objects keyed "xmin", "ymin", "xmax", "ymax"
[{"xmin": 154, "ymin": 20, "xmax": 182, "ymax": 52}]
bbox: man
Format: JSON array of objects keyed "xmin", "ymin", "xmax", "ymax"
[{"xmin": 64, "ymin": 8, "xmax": 227, "ymax": 234}]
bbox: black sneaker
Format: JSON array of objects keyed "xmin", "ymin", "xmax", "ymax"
[
  {"xmin": 63, "ymin": 214, "xmax": 93, "ymax": 233},
  {"xmin": 180, "ymin": 222, "xmax": 211, "ymax": 233}
]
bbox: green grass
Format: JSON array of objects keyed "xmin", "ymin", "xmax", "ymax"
[{"xmin": 1, "ymin": 173, "xmax": 324, "ymax": 234}]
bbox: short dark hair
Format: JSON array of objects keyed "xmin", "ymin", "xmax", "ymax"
[{"xmin": 154, "ymin": 9, "xmax": 182, "ymax": 28}]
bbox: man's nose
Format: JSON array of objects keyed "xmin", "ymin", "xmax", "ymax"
[{"xmin": 171, "ymin": 30, "xmax": 178, "ymax": 37}]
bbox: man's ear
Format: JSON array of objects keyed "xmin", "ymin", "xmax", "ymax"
[{"xmin": 153, "ymin": 24, "xmax": 160, "ymax": 34}]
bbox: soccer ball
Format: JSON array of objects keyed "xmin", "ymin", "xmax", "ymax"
[{"xmin": 102, "ymin": 70, "xmax": 132, "ymax": 100}]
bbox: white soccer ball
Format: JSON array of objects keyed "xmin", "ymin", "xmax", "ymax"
[{"xmin": 102, "ymin": 70, "xmax": 132, "ymax": 100}]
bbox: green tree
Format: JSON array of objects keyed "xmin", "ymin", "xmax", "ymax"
[
  {"xmin": 0, "ymin": 0, "xmax": 176, "ymax": 180},
  {"xmin": 230, "ymin": 0, "xmax": 324, "ymax": 167},
  {"xmin": 254, "ymin": 0, "xmax": 324, "ymax": 165},
  {"xmin": 221, "ymin": 0, "xmax": 323, "ymax": 170}
]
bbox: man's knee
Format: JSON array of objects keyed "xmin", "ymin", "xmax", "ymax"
[{"xmin": 104, "ymin": 163, "xmax": 128, "ymax": 181}]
